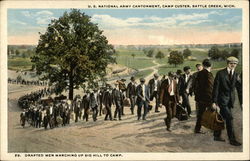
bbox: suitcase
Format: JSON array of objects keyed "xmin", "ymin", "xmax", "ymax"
[{"xmin": 175, "ymin": 104, "xmax": 188, "ymax": 121}]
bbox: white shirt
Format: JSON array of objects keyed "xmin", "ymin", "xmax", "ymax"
[
  {"xmin": 185, "ymin": 74, "xmax": 190, "ymax": 83},
  {"xmin": 154, "ymin": 79, "xmax": 158, "ymax": 91},
  {"xmin": 168, "ymin": 78, "xmax": 175, "ymax": 96},
  {"xmin": 142, "ymin": 84, "xmax": 146, "ymax": 100},
  {"xmin": 227, "ymin": 67, "xmax": 234, "ymax": 75}
]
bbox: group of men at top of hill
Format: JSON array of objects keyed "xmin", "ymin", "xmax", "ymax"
[{"xmin": 19, "ymin": 56, "xmax": 242, "ymax": 147}]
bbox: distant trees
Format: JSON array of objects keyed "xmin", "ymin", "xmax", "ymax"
[
  {"xmin": 131, "ymin": 53, "xmax": 135, "ymax": 59},
  {"xmin": 155, "ymin": 51, "xmax": 165, "ymax": 59},
  {"xmin": 231, "ymin": 49, "xmax": 239, "ymax": 58},
  {"xmin": 15, "ymin": 49, "xmax": 20, "ymax": 56},
  {"xmin": 168, "ymin": 50, "xmax": 184, "ymax": 67},
  {"xmin": 143, "ymin": 48, "xmax": 154, "ymax": 58},
  {"xmin": 183, "ymin": 48, "xmax": 192, "ymax": 58},
  {"xmin": 208, "ymin": 46, "xmax": 240, "ymax": 60}
]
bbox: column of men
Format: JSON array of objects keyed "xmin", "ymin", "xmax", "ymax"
[{"xmin": 19, "ymin": 56, "xmax": 242, "ymax": 146}]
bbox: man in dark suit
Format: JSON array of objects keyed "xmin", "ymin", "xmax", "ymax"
[
  {"xmin": 148, "ymin": 73, "xmax": 161, "ymax": 112},
  {"xmin": 194, "ymin": 59, "xmax": 213, "ymax": 134},
  {"xmin": 212, "ymin": 56, "xmax": 242, "ymax": 146},
  {"xmin": 126, "ymin": 76, "xmax": 137, "ymax": 115},
  {"xmin": 136, "ymin": 78, "xmax": 150, "ymax": 120},
  {"xmin": 160, "ymin": 72, "xmax": 180, "ymax": 132},
  {"xmin": 113, "ymin": 82, "xmax": 124, "ymax": 120},
  {"xmin": 179, "ymin": 66, "xmax": 193, "ymax": 117},
  {"xmin": 103, "ymin": 85, "xmax": 113, "ymax": 121},
  {"xmin": 89, "ymin": 89, "xmax": 99, "ymax": 121},
  {"xmin": 82, "ymin": 90, "xmax": 90, "ymax": 122}
]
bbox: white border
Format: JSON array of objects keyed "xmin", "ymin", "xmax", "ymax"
[{"xmin": 1, "ymin": 0, "xmax": 249, "ymax": 160}]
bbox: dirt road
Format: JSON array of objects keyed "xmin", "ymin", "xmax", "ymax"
[{"xmin": 8, "ymin": 83, "xmax": 243, "ymax": 153}]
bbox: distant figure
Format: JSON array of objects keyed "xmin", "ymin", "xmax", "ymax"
[
  {"xmin": 113, "ymin": 82, "xmax": 124, "ymax": 120},
  {"xmin": 212, "ymin": 56, "xmax": 242, "ymax": 146},
  {"xmin": 194, "ymin": 59, "xmax": 213, "ymax": 134},
  {"xmin": 160, "ymin": 72, "xmax": 180, "ymax": 132},
  {"xmin": 136, "ymin": 78, "xmax": 150, "ymax": 120},
  {"xmin": 126, "ymin": 76, "xmax": 137, "ymax": 115},
  {"xmin": 148, "ymin": 73, "xmax": 161, "ymax": 113},
  {"xmin": 89, "ymin": 89, "xmax": 99, "ymax": 122},
  {"xmin": 103, "ymin": 85, "xmax": 113, "ymax": 121},
  {"xmin": 82, "ymin": 90, "xmax": 90, "ymax": 122}
]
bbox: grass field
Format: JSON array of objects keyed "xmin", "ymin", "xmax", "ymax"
[
  {"xmin": 116, "ymin": 49, "xmax": 155, "ymax": 69},
  {"xmin": 8, "ymin": 47, "xmax": 242, "ymax": 77},
  {"xmin": 8, "ymin": 57, "xmax": 33, "ymax": 71},
  {"xmin": 134, "ymin": 69, "xmax": 154, "ymax": 79}
]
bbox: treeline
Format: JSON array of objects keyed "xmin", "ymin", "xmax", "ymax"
[
  {"xmin": 208, "ymin": 46, "xmax": 240, "ymax": 60},
  {"xmin": 8, "ymin": 45, "xmax": 36, "ymax": 58}
]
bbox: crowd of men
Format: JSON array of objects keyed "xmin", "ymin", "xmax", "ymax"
[
  {"xmin": 18, "ymin": 56, "xmax": 242, "ymax": 146},
  {"xmin": 8, "ymin": 77, "xmax": 48, "ymax": 86}
]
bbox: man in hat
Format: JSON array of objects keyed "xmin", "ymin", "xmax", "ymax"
[
  {"xmin": 194, "ymin": 59, "xmax": 213, "ymax": 134},
  {"xmin": 82, "ymin": 90, "xmax": 90, "ymax": 122},
  {"xmin": 179, "ymin": 66, "xmax": 193, "ymax": 117},
  {"xmin": 119, "ymin": 79, "xmax": 127, "ymax": 115},
  {"xmin": 89, "ymin": 89, "xmax": 99, "ymax": 121},
  {"xmin": 136, "ymin": 78, "xmax": 150, "ymax": 120},
  {"xmin": 126, "ymin": 76, "xmax": 137, "ymax": 114},
  {"xmin": 113, "ymin": 81, "xmax": 124, "ymax": 120},
  {"xmin": 103, "ymin": 84, "xmax": 113, "ymax": 121},
  {"xmin": 148, "ymin": 73, "xmax": 161, "ymax": 112},
  {"xmin": 160, "ymin": 72, "xmax": 180, "ymax": 132},
  {"xmin": 212, "ymin": 56, "xmax": 242, "ymax": 146}
]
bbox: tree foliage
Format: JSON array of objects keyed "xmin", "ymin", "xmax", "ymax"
[
  {"xmin": 155, "ymin": 51, "xmax": 165, "ymax": 59},
  {"xmin": 183, "ymin": 48, "xmax": 192, "ymax": 58},
  {"xmin": 31, "ymin": 9, "xmax": 115, "ymax": 99},
  {"xmin": 220, "ymin": 50, "xmax": 229, "ymax": 60},
  {"xmin": 231, "ymin": 49, "xmax": 239, "ymax": 58},
  {"xmin": 208, "ymin": 46, "xmax": 221, "ymax": 60},
  {"xmin": 168, "ymin": 51, "xmax": 184, "ymax": 67}
]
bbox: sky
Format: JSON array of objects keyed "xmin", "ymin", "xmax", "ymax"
[{"xmin": 8, "ymin": 9, "xmax": 242, "ymax": 45}]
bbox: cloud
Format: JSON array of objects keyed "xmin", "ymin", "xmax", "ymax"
[
  {"xmin": 36, "ymin": 10, "xmax": 53, "ymax": 16},
  {"xmin": 10, "ymin": 20, "xmax": 27, "ymax": 25},
  {"xmin": 21, "ymin": 11, "xmax": 32, "ymax": 17},
  {"xmin": 91, "ymin": 11, "xmax": 224, "ymax": 30},
  {"xmin": 21, "ymin": 10, "xmax": 55, "ymax": 25},
  {"xmin": 179, "ymin": 19, "xmax": 211, "ymax": 26},
  {"xmin": 36, "ymin": 16, "xmax": 57, "ymax": 25}
]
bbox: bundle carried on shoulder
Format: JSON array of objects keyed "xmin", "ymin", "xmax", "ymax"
[{"xmin": 201, "ymin": 108, "xmax": 225, "ymax": 131}]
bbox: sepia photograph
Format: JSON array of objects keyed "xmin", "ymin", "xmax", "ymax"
[{"xmin": 1, "ymin": 0, "xmax": 249, "ymax": 160}]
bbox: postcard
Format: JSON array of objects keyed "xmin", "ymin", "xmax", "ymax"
[{"xmin": 0, "ymin": 0, "xmax": 249, "ymax": 160}]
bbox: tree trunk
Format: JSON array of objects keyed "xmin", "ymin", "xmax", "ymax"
[{"xmin": 68, "ymin": 67, "xmax": 74, "ymax": 100}]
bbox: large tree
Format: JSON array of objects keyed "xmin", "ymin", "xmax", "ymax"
[
  {"xmin": 168, "ymin": 51, "xmax": 184, "ymax": 67},
  {"xmin": 32, "ymin": 9, "xmax": 115, "ymax": 100}
]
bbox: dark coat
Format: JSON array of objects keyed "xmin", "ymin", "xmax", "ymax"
[
  {"xmin": 89, "ymin": 93, "xmax": 99, "ymax": 108},
  {"xmin": 136, "ymin": 84, "xmax": 150, "ymax": 103},
  {"xmin": 212, "ymin": 68, "xmax": 241, "ymax": 108},
  {"xmin": 112, "ymin": 88, "xmax": 123, "ymax": 106},
  {"xmin": 160, "ymin": 79, "xmax": 179, "ymax": 106},
  {"xmin": 126, "ymin": 82, "xmax": 137, "ymax": 97},
  {"xmin": 148, "ymin": 78, "xmax": 161, "ymax": 94},
  {"xmin": 194, "ymin": 69, "xmax": 214, "ymax": 104},
  {"xmin": 179, "ymin": 74, "xmax": 193, "ymax": 95},
  {"xmin": 102, "ymin": 91, "xmax": 113, "ymax": 107}
]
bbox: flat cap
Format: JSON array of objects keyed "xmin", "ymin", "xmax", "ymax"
[{"xmin": 227, "ymin": 56, "xmax": 239, "ymax": 64}]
